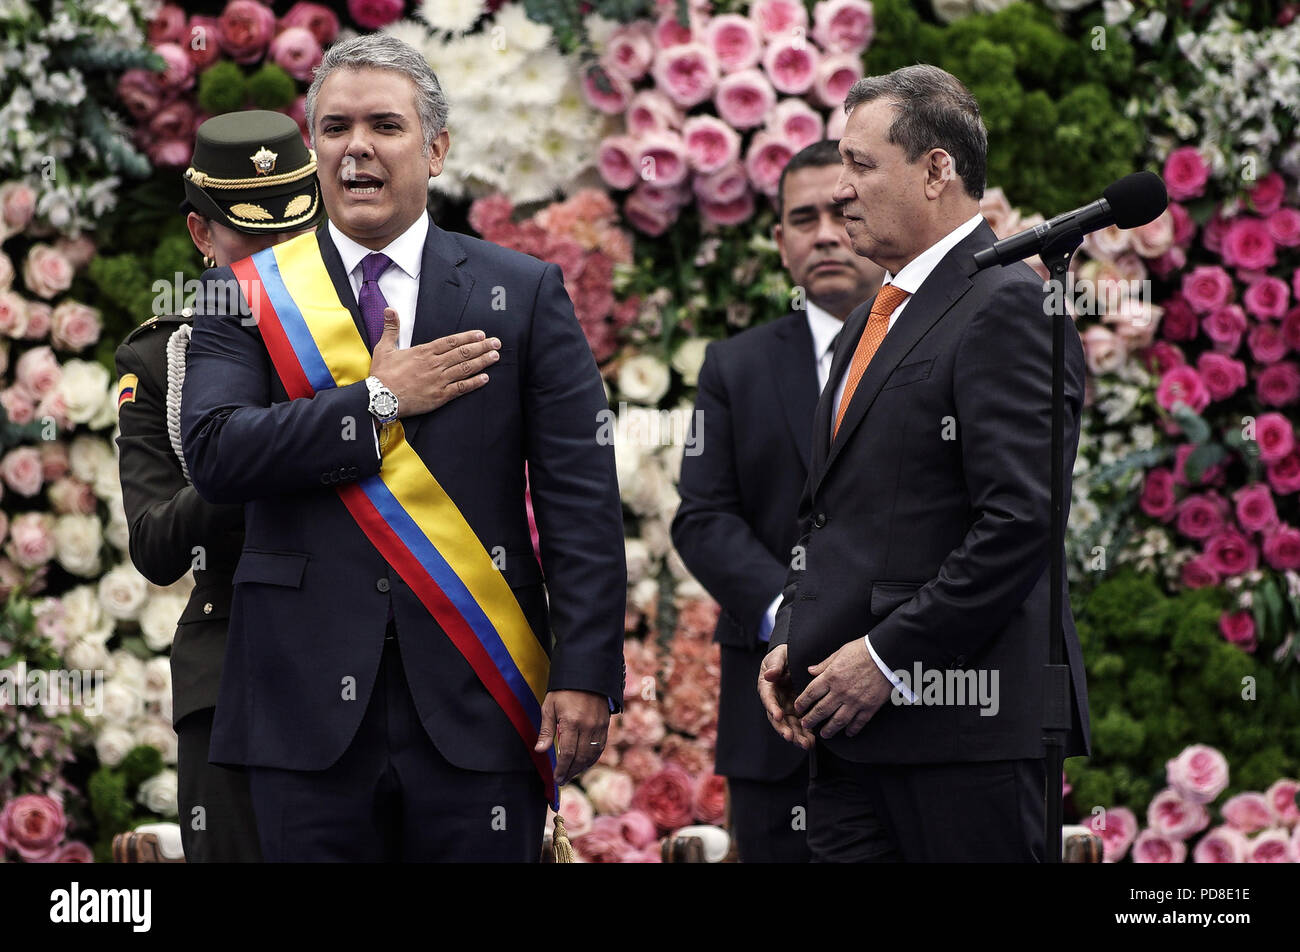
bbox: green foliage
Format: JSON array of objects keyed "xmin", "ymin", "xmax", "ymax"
[
  {"xmin": 246, "ymin": 64, "xmax": 296, "ymax": 111},
  {"xmin": 197, "ymin": 61, "xmax": 246, "ymax": 115},
  {"xmin": 863, "ymin": 0, "xmax": 1143, "ymax": 215},
  {"xmin": 87, "ymin": 746, "xmax": 165, "ymax": 862},
  {"xmin": 523, "ymin": 0, "xmax": 653, "ymax": 53},
  {"xmin": 1067, "ymin": 570, "xmax": 1300, "ymax": 817}
]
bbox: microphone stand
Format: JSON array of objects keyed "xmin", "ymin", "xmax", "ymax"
[{"xmin": 1039, "ymin": 226, "xmax": 1084, "ymax": 864}]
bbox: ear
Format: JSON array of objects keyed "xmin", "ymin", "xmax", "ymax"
[
  {"xmin": 186, "ymin": 212, "xmax": 215, "ymax": 262},
  {"xmin": 427, "ymin": 128, "xmax": 451, "ymax": 178},
  {"xmin": 924, "ymin": 148, "xmax": 958, "ymax": 200}
]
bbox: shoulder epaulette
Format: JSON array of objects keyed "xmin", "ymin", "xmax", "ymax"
[{"xmin": 121, "ymin": 309, "xmax": 194, "ymax": 346}]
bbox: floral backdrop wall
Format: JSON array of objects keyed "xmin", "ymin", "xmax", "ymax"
[{"xmin": 2, "ymin": 0, "xmax": 1298, "ymax": 863}]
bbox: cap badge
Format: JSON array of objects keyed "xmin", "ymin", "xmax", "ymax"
[{"xmin": 250, "ymin": 147, "xmax": 278, "ymax": 175}]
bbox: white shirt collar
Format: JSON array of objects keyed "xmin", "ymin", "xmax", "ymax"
[
  {"xmin": 883, "ymin": 212, "xmax": 984, "ymax": 294},
  {"xmin": 328, "ymin": 212, "xmax": 428, "ymax": 282},
  {"xmin": 805, "ymin": 301, "xmax": 843, "ymax": 360}
]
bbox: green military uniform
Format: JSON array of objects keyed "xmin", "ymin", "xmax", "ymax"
[{"xmin": 113, "ymin": 110, "xmax": 324, "ymax": 863}]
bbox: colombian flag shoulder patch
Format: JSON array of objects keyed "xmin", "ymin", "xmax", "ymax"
[{"xmin": 116, "ymin": 373, "xmax": 138, "ymax": 410}]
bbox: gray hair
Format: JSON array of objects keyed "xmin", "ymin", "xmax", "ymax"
[
  {"xmin": 305, "ymin": 33, "xmax": 448, "ymax": 152},
  {"xmin": 843, "ymin": 65, "xmax": 987, "ymax": 200}
]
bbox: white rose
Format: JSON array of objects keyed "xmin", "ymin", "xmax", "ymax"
[
  {"xmin": 641, "ymin": 518, "xmax": 671, "ymax": 558},
  {"xmin": 670, "ymin": 338, "xmax": 710, "ymax": 387},
  {"xmin": 54, "ymin": 512, "xmax": 102, "ymax": 577},
  {"xmin": 1102, "ymin": 0, "xmax": 1135, "ymax": 26},
  {"xmin": 61, "ymin": 584, "xmax": 107, "ymax": 640},
  {"xmin": 94, "ymin": 725, "xmax": 135, "ymax": 767},
  {"xmin": 103, "ymin": 494, "xmax": 130, "ymax": 552},
  {"xmin": 673, "ymin": 575, "xmax": 707, "ymax": 601},
  {"xmin": 137, "ymin": 769, "xmax": 178, "ymax": 816},
  {"xmin": 617, "ymin": 354, "xmax": 670, "ymax": 404},
  {"xmin": 625, "ymin": 537, "xmax": 651, "ymax": 585},
  {"xmin": 88, "ymin": 381, "xmax": 118, "ymax": 430},
  {"xmin": 97, "ymin": 562, "xmax": 149, "ymax": 621},
  {"xmin": 139, "ymin": 592, "xmax": 187, "ymax": 651},
  {"xmin": 56, "ymin": 359, "xmax": 110, "ymax": 424},
  {"xmin": 1043, "ymin": 0, "xmax": 1096, "ymax": 10},
  {"xmin": 63, "ymin": 637, "xmax": 109, "ymax": 677},
  {"xmin": 625, "ymin": 456, "xmax": 668, "ymax": 517},
  {"xmin": 931, "ymin": 0, "xmax": 974, "ymax": 24},
  {"xmin": 100, "ymin": 680, "xmax": 143, "ymax": 726},
  {"xmin": 67, "ymin": 433, "xmax": 114, "ymax": 483},
  {"xmin": 629, "ymin": 576, "xmax": 660, "ymax": 617},
  {"xmin": 159, "ymin": 690, "xmax": 172, "ymax": 725},
  {"xmin": 107, "ymin": 650, "xmax": 145, "ymax": 691},
  {"xmin": 135, "ymin": 717, "xmax": 178, "ymax": 765},
  {"xmin": 973, "ymin": 0, "xmax": 1017, "ymax": 13},
  {"xmin": 613, "ymin": 421, "xmax": 647, "ymax": 491},
  {"xmin": 92, "ymin": 454, "xmax": 121, "ymax": 500},
  {"xmin": 142, "ymin": 656, "xmax": 172, "ymax": 703},
  {"xmin": 660, "ymin": 434, "xmax": 686, "ymax": 486}
]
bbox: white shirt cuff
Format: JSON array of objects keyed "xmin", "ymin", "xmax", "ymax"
[
  {"xmin": 758, "ymin": 592, "xmax": 782, "ymax": 642},
  {"xmin": 866, "ymin": 634, "xmax": 916, "ymax": 704}
]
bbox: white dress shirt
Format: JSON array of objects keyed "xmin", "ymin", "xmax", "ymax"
[
  {"xmin": 805, "ymin": 300, "xmax": 844, "ymax": 393},
  {"xmin": 328, "ymin": 213, "xmax": 427, "ymax": 351}
]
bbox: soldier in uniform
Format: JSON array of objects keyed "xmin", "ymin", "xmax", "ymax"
[{"xmin": 114, "ymin": 111, "xmax": 324, "ymax": 862}]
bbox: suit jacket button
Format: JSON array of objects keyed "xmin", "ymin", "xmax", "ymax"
[
  {"xmin": 814, "ymin": 513, "xmax": 827, "ymax": 528},
  {"xmin": 953, "ymin": 655, "xmax": 966, "ymax": 668},
  {"xmin": 376, "ymin": 578, "xmax": 390, "ymax": 593},
  {"xmin": 320, "ymin": 473, "xmax": 330, "ymax": 484},
  {"xmin": 203, "ymin": 602, "xmax": 213, "ymax": 614}
]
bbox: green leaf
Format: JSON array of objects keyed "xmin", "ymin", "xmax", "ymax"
[
  {"xmin": 1170, "ymin": 404, "xmax": 1212, "ymax": 444},
  {"xmin": 1183, "ymin": 443, "xmax": 1226, "ymax": 484}
]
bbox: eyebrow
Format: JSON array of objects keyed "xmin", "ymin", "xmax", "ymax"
[
  {"xmin": 787, "ymin": 202, "xmax": 835, "ymax": 217},
  {"xmin": 318, "ymin": 112, "xmax": 408, "ymax": 125}
]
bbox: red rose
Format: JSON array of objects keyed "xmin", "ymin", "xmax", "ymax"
[
  {"xmin": 633, "ymin": 764, "xmax": 696, "ymax": 832},
  {"xmin": 217, "ymin": 0, "xmax": 275, "ymax": 65},
  {"xmin": 1248, "ymin": 172, "xmax": 1286, "ymax": 215},
  {"xmin": 1139, "ymin": 468, "xmax": 1176, "ymax": 521},
  {"xmin": 1263, "ymin": 525, "xmax": 1300, "ymax": 570},
  {"xmin": 280, "ymin": 1, "xmax": 340, "ymax": 46},
  {"xmin": 149, "ymin": 4, "xmax": 189, "ymax": 45},
  {"xmin": 1248, "ymin": 322, "xmax": 1288, "ymax": 364},
  {"xmin": 1142, "ymin": 340, "xmax": 1186, "ymax": 375},
  {"xmin": 1255, "ymin": 412, "xmax": 1296, "ymax": 463},
  {"xmin": 347, "ymin": 0, "xmax": 405, "ymax": 30},
  {"xmin": 1282, "ymin": 306, "xmax": 1300, "ymax": 351},
  {"xmin": 1232, "ymin": 483, "xmax": 1279, "ymax": 534},
  {"xmin": 1218, "ymin": 610, "xmax": 1256, "ymax": 652},
  {"xmin": 1180, "ymin": 554, "xmax": 1220, "ymax": 589},
  {"xmin": 1257, "ymin": 361, "xmax": 1300, "ymax": 407},
  {"xmin": 1195, "ymin": 352, "xmax": 1246, "ymax": 401},
  {"xmin": 1267, "ymin": 450, "xmax": 1300, "ymax": 495},
  {"xmin": 1175, "ymin": 493, "xmax": 1225, "ymax": 541},
  {"xmin": 1204, "ymin": 529, "xmax": 1259, "ymax": 577}
]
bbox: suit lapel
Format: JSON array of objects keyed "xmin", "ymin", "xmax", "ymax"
[
  {"xmin": 769, "ymin": 314, "xmax": 818, "ymax": 472},
  {"xmin": 811, "ymin": 300, "xmax": 869, "ymax": 478},
  {"xmin": 813, "ymin": 221, "xmax": 994, "ymax": 498},
  {"xmin": 315, "ymin": 223, "xmax": 367, "ymax": 344}
]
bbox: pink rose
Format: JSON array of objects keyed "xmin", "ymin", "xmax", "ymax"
[
  {"xmin": 620, "ymin": 701, "xmax": 666, "ymax": 746},
  {"xmin": 1167, "ymin": 744, "xmax": 1230, "ymax": 805},
  {"xmin": 604, "ymin": 23, "xmax": 655, "ymax": 82},
  {"xmin": 48, "ymin": 477, "xmax": 97, "ymax": 516},
  {"xmin": 217, "ymin": 0, "xmax": 275, "ymax": 64},
  {"xmin": 812, "ymin": 0, "xmax": 875, "ymax": 54},
  {"xmin": 1202, "ymin": 212, "xmax": 1229, "ymax": 254},
  {"xmin": 0, "ymin": 291, "xmax": 27, "ymax": 338},
  {"xmin": 1221, "ymin": 792, "xmax": 1274, "ymax": 833},
  {"xmin": 699, "ymin": 189, "xmax": 757, "ymax": 227},
  {"xmin": 153, "ymin": 42, "xmax": 194, "ymax": 93},
  {"xmin": 631, "ymin": 181, "xmax": 690, "ymax": 218},
  {"xmin": 693, "ymin": 161, "xmax": 749, "ymax": 205},
  {"xmin": 1246, "ymin": 829, "xmax": 1293, "ymax": 863},
  {"xmin": 1268, "ymin": 451, "xmax": 1300, "ymax": 495},
  {"xmin": 653, "ymin": 43, "xmax": 720, "ymax": 108},
  {"xmin": 1267, "ymin": 207, "xmax": 1300, "ymax": 247},
  {"xmin": 1, "ymin": 447, "xmax": 43, "ymax": 498},
  {"xmin": 1243, "ymin": 276, "xmax": 1289, "ymax": 319},
  {"xmin": 582, "ymin": 64, "xmax": 634, "ymax": 115},
  {"xmin": 762, "ymin": 35, "xmax": 820, "ymax": 95},
  {"xmin": 1288, "ymin": 306, "xmax": 1300, "ymax": 351},
  {"xmin": 1248, "ymin": 322, "xmax": 1288, "ymax": 364},
  {"xmin": 148, "ymin": 3, "xmax": 189, "ymax": 45},
  {"xmin": 1081, "ymin": 325, "xmax": 1125, "ymax": 375},
  {"xmin": 1234, "ymin": 483, "xmax": 1279, "ymax": 534},
  {"xmin": 705, "ymin": 14, "xmax": 762, "ymax": 73},
  {"xmin": 626, "ymin": 90, "xmax": 684, "ymax": 135},
  {"xmin": 812, "ymin": 52, "xmax": 864, "ymax": 110},
  {"xmin": 1147, "ymin": 787, "xmax": 1211, "ymax": 840},
  {"xmin": 1193, "ymin": 825, "xmax": 1249, "ymax": 863},
  {"xmin": 0, "ymin": 385, "xmax": 35, "ymax": 425},
  {"xmin": 1222, "ymin": 216, "xmax": 1278, "ymax": 272},
  {"xmin": 0, "ymin": 181, "xmax": 36, "ymax": 232},
  {"xmin": 1218, "ymin": 610, "xmax": 1256, "ymax": 652},
  {"xmin": 1266, "ymin": 778, "xmax": 1299, "ymax": 827},
  {"xmin": 1205, "ymin": 529, "xmax": 1258, "ymax": 577},
  {"xmin": 555, "ymin": 786, "xmax": 594, "ymax": 837},
  {"xmin": 744, "ymin": 130, "xmax": 794, "ymax": 197},
  {"xmin": 749, "ymin": 0, "xmax": 809, "ymax": 42},
  {"xmin": 1195, "ymin": 352, "xmax": 1246, "ymax": 401},
  {"xmin": 767, "ymin": 98, "xmax": 824, "ymax": 152},
  {"xmin": 39, "ymin": 442, "xmax": 69, "ymax": 481},
  {"xmin": 596, "ymin": 136, "xmax": 639, "ymax": 191},
  {"xmin": 269, "ymin": 26, "xmax": 322, "ymax": 82},
  {"xmin": 147, "ymin": 139, "xmax": 194, "ymax": 169},
  {"xmin": 1160, "ymin": 295, "xmax": 1199, "ymax": 341},
  {"xmin": 1247, "ymin": 171, "xmax": 1286, "ymax": 216},
  {"xmin": 1129, "ymin": 209, "xmax": 1175, "ymax": 258},
  {"xmin": 53, "ymin": 841, "xmax": 94, "ymax": 863},
  {"xmin": 682, "ymin": 116, "xmax": 741, "ymax": 175},
  {"xmin": 53, "ymin": 235, "xmax": 95, "ymax": 271},
  {"xmin": 184, "ymin": 16, "xmax": 222, "ymax": 71},
  {"xmin": 280, "ymin": 2, "xmax": 339, "ymax": 46},
  {"xmin": 1168, "ymin": 202, "xmax": 1195, "ymax": 245},
  {"xmin": 15, "ymin": 346, "xmax": 61, "ymax": 398},
  {"xmin": 583, "ymin": 768, "xmax": 635, "ymax": 816},
  {"xmin": 1180, "ymin": 555, "xmax": 1220, "ymax": 589},
  {"xmin": 619, "ymin": 745, "xmax": 664, "ymax": 784},
  {"xmin": 116, "ymin": 69, "xmax": 164, "ymax": 120},
  {"xmin": 623, "ymin": 191, "xmax": 675, "ymax": 237},
  {"xmin": 1139, "ymin": 468, "xmax": 1176, "ymax": 521},
  {"xmin": 22, "ymin": 302, "xmax": 49, "ymax": 341},
  {"xmin": 6, "ymin": 512, "xmax": 55, "ymax": 569},
  {"xmin": 1174, "ymin": 448, "xmax": 1226, "ymax": 490},
  {"xmin": 148, "ymin": 99, "xmax": 198, "ymax": 144},
  {"xmin": 1175, "ymin": 493, "xmax": 1225, "ymax": 540},
  {"xmin": 1202, "ymin": 304, "xmax": 1246, "ymax": 353},
  {"xmin": 1155, "ymin": 365, "xmax": 1209, "ymax": 414},
  {"xmin": 573, "ymin": 816, "xmax": 634, "ymax": 863},
  {"xmin": 663, "ymin": 680, "xmax": 717, "ymax": 735},
  {"xmin": 693, "ymin": 773, "xmax": 728, "ymax": 824},
  {"xmin": 652, "ymin": 13, "xmax": 697, "ymax": 49},
  {"xmin": 1257, "ymin": 361, "xmax": 1300, "ymax": 406},
  {"xmin": 1163, "ymin": 146, "xmax": 1210, "ymax": 201},
  {"xmin": 1255, "ymin": 412, "xmax": 1295, "ymax": 463},
  {"xmin": 1148, "ymin": 246, "xmax": 1187, "ymax": 279},
  {"xmin": 618, "ymin": 809, "xmax": 659, "ymax": 849},
  {"xmin": 1108, "ymin": 299, "xmax": 1162, "ymax": 351},
  {"xmin": 1088, "ymin": 805, "xmax": 1137, "ymax": 862},
  {"xmin": 1143, "ymin": 341, "xmax": 1185, "ymax": 376},
  {"xmin": 0, "ymin": 795, "xmax": 66, "ymax": 861},
  {"xmin": 1131, "ymin": 829, "xmax": 1187, "ymax": 863},
  {"xmin": 1181, "ymin": 265, "xmax": 1234, "ymax": 313},
  {"xmin": 632, "ymin": 764, "xmax": 696, "ymax": 832},
  {"xmin": 713, "ymin": 68, "xmax": 776, "ymax": 129},
  {"xmin": 22, "ymin": 245, "xmax": 73, "ymax": 300},
  {"xmin": 346, "ymin": 0, "xmax": 403, "ymax": 30},
  {"xmin": 1263, "ymin": 525, "xmax": 1300, "ymax": 570},
  {"xmin": 635, "ymin": 131, "xmax": 690, "ymax": 188}
]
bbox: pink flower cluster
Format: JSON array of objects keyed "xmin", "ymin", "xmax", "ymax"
[
  {"xmin": 1092, "ymin": 747, "xmax": 1298, "ymax": 862},
  {"xmin": 587, "ymin": 0, "xmax": 875, "ymax": 233},
  {"xmin": 468, "ymin": 190, "xmax": 641, "ymax": 364},
  {"xmin": 119, "ymin": 1, "xmax": 343, "ymax": 166},
  {"xmin": 0, "ymin": 794, "xmax": 92, "ymax": 862}
]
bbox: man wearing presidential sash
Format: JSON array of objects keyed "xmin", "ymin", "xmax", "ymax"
[{"xmin": 180, "ymin": 34, "xmax": 626, "ymax": 862}]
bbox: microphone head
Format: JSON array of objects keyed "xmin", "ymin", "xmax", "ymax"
[{"xmin": 1104, "ymin": 170, "xmax": 1168, "ymax": 229}]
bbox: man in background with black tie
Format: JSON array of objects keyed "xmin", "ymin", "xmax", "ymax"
[{"xmin": 672, "ymin": 141, "xmax": 884, "ymax": 862}]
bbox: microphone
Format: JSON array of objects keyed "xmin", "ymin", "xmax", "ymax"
[{"xmin": 972, "ymin": 171, "xmax": 1168, "ymax": 270}]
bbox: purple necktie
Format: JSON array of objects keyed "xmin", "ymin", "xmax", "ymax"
[{"xmin": 359, "ymin": 252, "xmax": 392, "ymax": 351}]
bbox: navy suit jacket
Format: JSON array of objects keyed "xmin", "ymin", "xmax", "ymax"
[
  {"xmin": 770, "ymin": 221, "xmax": 1091, "ymax": 764},
  {"xmin": 181, "ymin": 214, "xmax": 627, "ymax": 773},
  {"xmin": 672, "ymin": 313, "xmax": 812, "ymax": 782}
]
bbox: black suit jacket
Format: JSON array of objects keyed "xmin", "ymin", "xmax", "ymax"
[
  {"xmin": 672, "ymin": 312, "xmax": 814, "ymax": 781},
  {"xmin": 771, "ymin": 220, "xmax": 1091, "ymax": 764},
  {"xmin": 180, "ymin": 215, "xmax": 627, "ymax": 772},
  {"xmin": 114, "ymin": 314, "xmax": 245, "ymax": 727}
]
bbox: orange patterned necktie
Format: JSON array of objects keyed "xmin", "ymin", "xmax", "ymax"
[{"xmin": 832, "ymin": 283, "xmax": 912, "ymax": 440}]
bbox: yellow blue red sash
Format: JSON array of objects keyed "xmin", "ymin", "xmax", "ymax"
[{"xmin": 230, "ymin": 233, "xmax": 558, "ymax": 808}]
